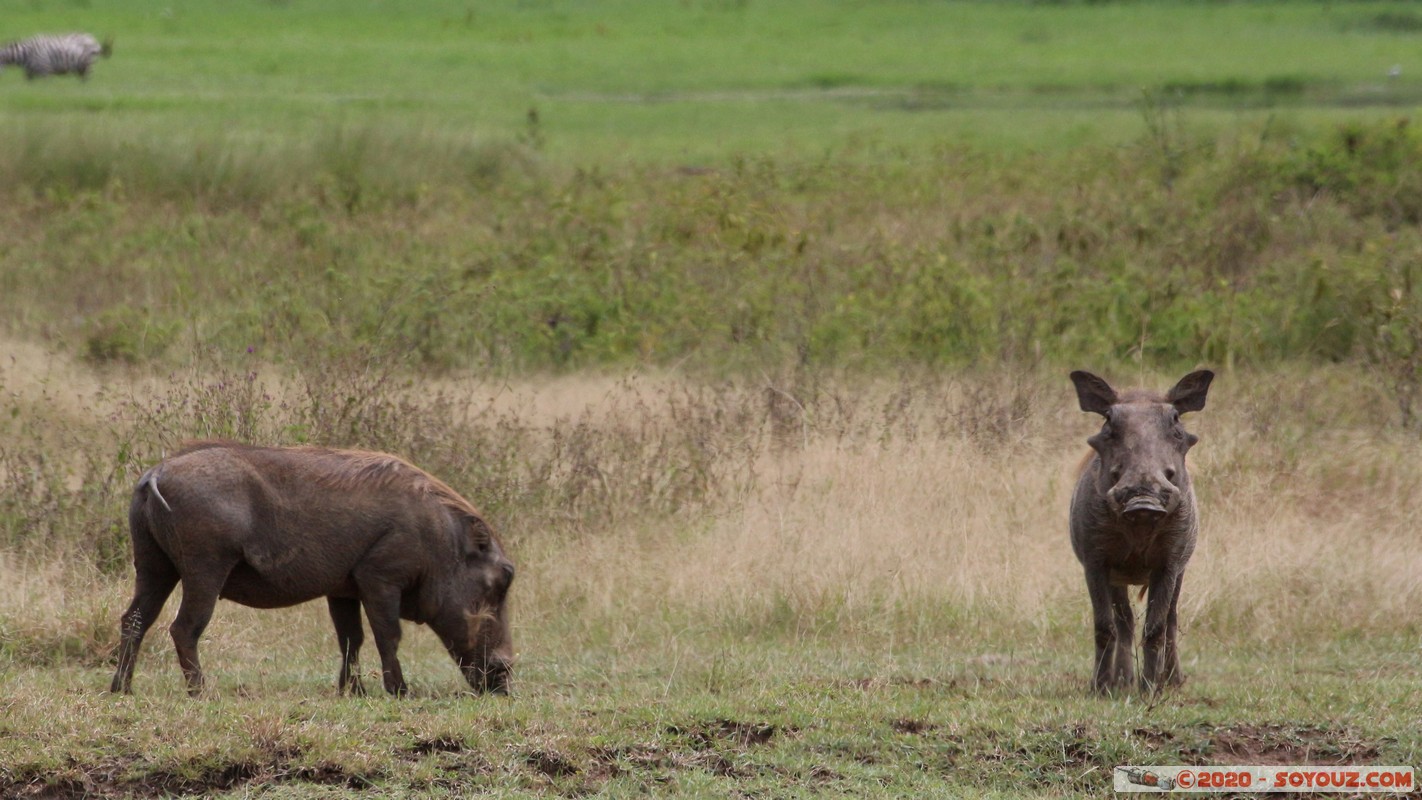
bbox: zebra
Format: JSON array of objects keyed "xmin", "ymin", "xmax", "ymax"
[{"xmin": 0, "ymin": 33, "xmax": 113, "ymax": 80}]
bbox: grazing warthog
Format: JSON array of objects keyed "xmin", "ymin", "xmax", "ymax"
[
  {"xmin": 1068, "ymin": 370, "xmax": 1214, "ymax": 694},
  {"xmin": 109, "ymin": 442, "xmax": 515, "ymax": 697}
]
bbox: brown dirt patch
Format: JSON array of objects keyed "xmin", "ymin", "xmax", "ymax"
[
  {"xmin": 407, "ymin": 735, "xmax": 468, "ymax": 756},
  {"xmin": 524, "ymin": 749, "xmax": 580, "ymax": 778},
  {"xmin": 667, "ymin": 718, "xmax": 782, "ymax": 748},
  {"xmin": 1191, "ymin": 724, "xmax": 1383, "ymax": 766},
  {"xmin": 1131, "ymin": 727, "xmax": 1177, "ymax": 750},
  {"xmin": 892, "ymin": 718, "xmax": 938, "ymax": 735},
  {"xmin": 0, "ymin": 756, "xmax": 377, "ymax": 798}
]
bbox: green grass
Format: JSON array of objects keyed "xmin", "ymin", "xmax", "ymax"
[
  {"xmin": 3, "ymin": 613, "xmax": 1419, "ymax": 798},
  {"xmin": 10, "ymin": 0, "xmax": 1422, "ymax": 375},
  {"xmin": 5, "ymin": 0, "xmax": 1422, "ymax": 160}
]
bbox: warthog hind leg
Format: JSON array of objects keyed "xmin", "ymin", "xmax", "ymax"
[
  {"xmin": 110, "ymin": 564, "xmax": 180, "ymax": 693},
  {"xmin": 168, "ymin": 561, "xmax": 236, "ymax": 697}
]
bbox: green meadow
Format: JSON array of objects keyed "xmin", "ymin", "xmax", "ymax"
[
  {"xmin": 5, "ymin": 0, "xmax": 1422, "ymax": 160},
  {"xmin": 2, "ymin": 1, "xmax": 1422, "ymax": 797}
]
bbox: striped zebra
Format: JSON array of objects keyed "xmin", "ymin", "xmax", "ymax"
[{"xmin": 0, "ymin": 33, "xmax": 113, "ymax": 80}]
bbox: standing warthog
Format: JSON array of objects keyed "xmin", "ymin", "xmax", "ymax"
[
  {"xmin": 109, "ymin": 442, "xmax": 515, "ymax": 697},
  {"xmin": 1068, "ymin": 370, "xmax": 1213, "ymax": 694}
]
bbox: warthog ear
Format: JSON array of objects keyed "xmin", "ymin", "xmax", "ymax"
[
  {"xmin": 1167, "ymin": 370, "xmax": 1214, "ymax": 413},
  {"xmin": 1070, "ymin": 370, "xmax": 1118, "ymax": 416}
]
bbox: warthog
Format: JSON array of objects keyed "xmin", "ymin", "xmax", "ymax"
[
  {"xmin": 109, "ymin": 442, "xmax": 515, "ymax": 697},
  {"xmin": 1068, "ymin": 369, "xmax": 1213, "ymax": 693}
]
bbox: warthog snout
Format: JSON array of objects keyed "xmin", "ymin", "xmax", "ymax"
[
  {"xmin": 468, "ymin": 658, "xmax": 512, "ymax": 695},
  {"xmin": 1109, "ymin": 478, "xmax": 1177, "ymax": 523},
  {"xmin": 1119, "ymin": 493, "xmax": 1168, "ymax": 522}
]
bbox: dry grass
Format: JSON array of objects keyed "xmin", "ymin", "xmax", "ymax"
[
  {"xmin": 3, "ymin": 350, "xmax": 1421, "ymax": 796},
  {"xmin": 4, "ymin": 346, "xmax": 1419, "ymax": 675},
  {"xmin": 524, "ymin": 368, "xmax": 1422, "ymax": 649}
]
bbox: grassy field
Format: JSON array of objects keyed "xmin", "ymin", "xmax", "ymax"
[
  {"xmin": 8, "ymin": 2, "xmax": 1422, "ymax": 377},
  {"xmin": 3, "ymin": 0, "xmax": 1422, "ymax": 797},
  {"xmin": 4, "ymin": 0, "xmax": 1422, "ymax": 160},
  {"xmin": 1, "ymin": 634, "xmax": 1416, "ymax": 797},
  {"xmin": 2, "ymin": 355, "xmax": 1420, "ymax": 797}
]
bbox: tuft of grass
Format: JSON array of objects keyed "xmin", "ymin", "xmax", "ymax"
[
  {"xmin": 83, "ymin": 306, "xmax": 179, "ymax": 365},
  {"xmin": 0, "ymin": 554, "xmax": 118, "ymax": 668}
]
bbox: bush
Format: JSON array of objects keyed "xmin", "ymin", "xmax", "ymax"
[{"xmin": 4, "ymin": 121, "xmax": 1422, "ymax": 381}]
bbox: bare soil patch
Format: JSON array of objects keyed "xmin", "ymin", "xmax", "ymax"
[{"xmin": 1192, "ymin": 724, "xmax": 1383, "ymax": 766}]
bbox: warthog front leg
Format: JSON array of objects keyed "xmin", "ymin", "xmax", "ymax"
[
  {"xmin": 327, "ymin": 597, "xmax": 367, "ymax": 696},
  {"xmin": 1108, "ymin": 585, "xmax": 1136, "ymax": 688},
  {"xmin": 1140, "ymin": 569, "xmax": 1184, "ymax": 693},
  {"xmin": 1084, "ymin": 565, "xmax": 1120, "ymax": 693},
  {"xmin": 1160, "ymin": 576, "xmax": 1185, "ymax": 687},
  {"xmin": 355, "ymin": 580, "xmax": 408, "ymax": 697}
]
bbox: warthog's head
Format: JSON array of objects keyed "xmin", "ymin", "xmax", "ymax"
[
  {"xmin": 437, "ymin": 518, "xmax": 516, "ymax": 695},
  {"xmin": 1071, "ymin": 370, "xmax": 1214, "ymax": 525}
]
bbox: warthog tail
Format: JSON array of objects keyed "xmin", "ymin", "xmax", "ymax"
[{"xmin": 139, "ymin": 471, "xmax": 172, "ymax": 513}]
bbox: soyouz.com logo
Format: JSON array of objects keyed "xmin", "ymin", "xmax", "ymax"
[{"xmin": 1114, "ymin": 765, "xmax": 1415, "ymax": 793}]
